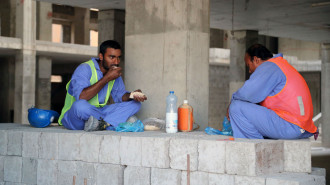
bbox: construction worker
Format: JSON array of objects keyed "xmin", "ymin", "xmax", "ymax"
[
  {"xmin": 227, "ymin": 44, "xmax": 318, "ymax": 139},
  {"xmin": 58, "ymin": 40, "xmax": 147, "ymax": 131}
]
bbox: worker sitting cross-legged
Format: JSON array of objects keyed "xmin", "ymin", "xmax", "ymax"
[
  {"xmin": 58, "ymin": 40, "xmax": 147, "ymax": 131},
  {"xmin": 227, "ymin": 44, "xmax": 318, "ymax": 139}
]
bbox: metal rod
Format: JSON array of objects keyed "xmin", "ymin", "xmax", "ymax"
[
  {"xmin": 72, "ymin": 176, "xmax": 76, "ymax": 185},
  {"xmin": 187, "ymin": 154, "xmax": 190, "ymax": 185}
]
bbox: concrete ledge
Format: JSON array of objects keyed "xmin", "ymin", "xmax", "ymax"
[{"xmin": 0, "ymin": 123, "xmax": 325, "ymax": 185}]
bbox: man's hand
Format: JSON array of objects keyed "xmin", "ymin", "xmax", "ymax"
[
  {"xmin": 130, "ymin": 89, "xmax": 147, "ymax": 102},
  {"xmin": 104, "ymin": 66, "xmax": 122, "ymax": 82},
  {"xmin": 122, "ymin": 89, "xmax": 147, "ymax": 102},
  {"xmin": 79, "ymin": 66, "xmax": 121, "ymax": 101}
]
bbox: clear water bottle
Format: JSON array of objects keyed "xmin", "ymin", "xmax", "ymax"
[{"xmin": 166, "ymin": 91, "xmax": 178, "ymax": 133}]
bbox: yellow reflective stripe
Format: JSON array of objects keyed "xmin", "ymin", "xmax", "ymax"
[
  {"xmin": 58, "ymin": 80, "xmax": 75, "ymax": 125},
  {"xmin": 86, "ymin": 60, "xmax": 100, "ymax": 106}
]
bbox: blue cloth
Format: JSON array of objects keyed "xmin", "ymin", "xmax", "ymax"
[
  {"xmin": 61, "ymin": 58, "xmax": 141, "ymax": 130},
  {"xmin": 229, "ymin": 54, "xmax": 313, "ymax": 139}
]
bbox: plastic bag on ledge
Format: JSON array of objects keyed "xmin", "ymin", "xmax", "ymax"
[
  {"xmin": 142, "ymin": 118, "xmax": 165, "ymax": 131},
  {"xmin": 205, "ymin": 117, "xmax": 233, "ymax": 136},
  {"xmin": 115, "ymin": 120, "xmax": 144, "ymax": 132}
]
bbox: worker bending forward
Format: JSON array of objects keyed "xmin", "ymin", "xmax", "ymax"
[
  {"xmin": 228, "ymin": 44, "xmax": 317, "ymax": 139},
  {"xmin": 58, "ymin": 40, "xmax": 147, "ymax": 130}
]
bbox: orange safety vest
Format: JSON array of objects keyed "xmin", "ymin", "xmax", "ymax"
[{"xmin": 260, "ymin": 56, "xmax": 317, "ymax": 133}]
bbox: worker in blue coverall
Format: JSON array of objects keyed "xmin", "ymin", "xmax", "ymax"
[
  {"xmin": 58, "ymin": 40, "xmax": 147, "ymax": 130},
  {"xmin": 227, "ymin": 44, "xmax": 317, "ymax": 139}
]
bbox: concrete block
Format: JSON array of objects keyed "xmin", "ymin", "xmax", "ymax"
[
  {"xmin": 181, "ymin": 171, "xmax": 209, "ymax": 185},
  {"xmin": 235, "ymin": 175, "xmax": 265, "ymax": 185},
  {"xmin": 284, "ymin": 140, "xmax": 311, "ymax": 173},
  {"xmin": 124, "ymin": 166, "xmax": 150, "ymax": 185},
  {"xmin": 266, "ymin": 172, "xmax": 325, "ymax": 185},
  {"xmin": 96, "ymin": 164, "xmax": 124, "ymax": 185},
  {"xmin": 209, "ymin": 173, "xmax": 234, "ymax": 185},
  {"xmin": 0, "ymin": 131, "xmax": 7, "ymax": 155},
  {"xmin": 22, "ymin": 131, "xmax": 40, "ymax": 158},
  {"xmin": 4, "ymin": 156, "xmax": 22, "ymax": 182},
  {"xmin": 198, "ymin": 139, "xmax": 226, "ymax": 173},
  {"xmin": 58, "ymin": 160, "xmax": 77, "ymax": 185},
  {"xmin": 76, "ymin": 162, "xmax": 96, "ymax": 185},
  {"xmin": 22, "ymin": 158, "xmax": 37, "ymax": 184},
  {"xmin": 151, "ymin": 168, "xmax": 181, "ymax": 185},
  {"xmin": 58, "ymin": 132, "xmax": 82, "ymax": 161},
  {"xmin": 7, "ymin": 131, "xmax": 22, "ymax": 156},
  {"xmin": 226, "ymin": 140, "xmax": 283, "ymax": 176},
  {"xmin": 141, "ymin": 137, "xmax": 170, "ymax": 168},
  {"xmin": 3, "ymin": 183, "xmax": 25, "ymax": 185},
  {"xmin": 169, "ymin": 138, "xmax": 198, "ymax": 171},
  {"xmin": 39, "ymin": 132, "xmax": 58, "ymax": 160},
  {"xmin": 99, "ymin": 135, "xmax": 120, "ymax": 164},
  {"xmin": 120, "ymin": 136, "xmax": 142, "ymax": 166},
  {"xmin": 0, "ymin": 156, "xmax": 4, "ymax": 182},
  {"xmin": 311, "ymin": 167, "xmax": 326, "ymax": 177},
  {"xmin": 80, "ymin": 133, "xmax": 102, "ymax": 163},
  {"xmin": 37, "ymin": 159, "xmax": 58, "ymax": 185}
]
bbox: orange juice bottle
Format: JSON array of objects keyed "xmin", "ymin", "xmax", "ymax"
[{"xmin": 178, "ymin": 100, "xmax": 193, "ymax": 132}]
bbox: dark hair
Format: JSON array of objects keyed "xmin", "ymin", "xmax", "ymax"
[
  {"xmin": 246, "ymin": 44, "xmax": 273, "ymax": 61},
  {"xmin": 99, "ymin": 40, "xmax": 121, "ymax": 56}
]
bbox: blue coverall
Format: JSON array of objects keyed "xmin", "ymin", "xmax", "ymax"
[
  {"xmin": 229, "ymin": 54, "xmax": 314, "ymax": 139},
  {"xmin": 61, "ymin": 58, "xmax": 141, "ymax": 130}
]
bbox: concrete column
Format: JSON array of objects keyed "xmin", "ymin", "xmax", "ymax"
[
  {"xmin": 36, "ymin": 57, "xmax": 52, "ymax": 110},
  {"xmin": 126, "ymin": 0, "xmax": 210, "ymax": 128},
  {"xmin": 62, "ymin": 25, "xmax": 72, "ymax": 43},
  {"xmin": 36, "ymin": 2, "xmax": 52, "ymax": 110},
  {"xmin": 228, "ymin": 30, "xmax": 258, "ymax": 99},
  {"xmin": 15, "ymin": 0, "xmax": 36, "ymax": 123},
  {"xmin": 321, "ymin": 43, "xmax": 330, "ymax": 147},
  {"xmin": 36, "ymin": 2, "xmax": 52, "ymax": 41},
  {"xmin": 98, "ymin": 9, "xmax": 125, "ymax": 79},
  {"xmin": 74, "ymin": 7, "xmax": 90, "ymax": 45}
]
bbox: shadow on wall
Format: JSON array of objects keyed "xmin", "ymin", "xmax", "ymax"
[{"xmin": 312, "ymin": 155, "xmax": 330, "ymax": 185}]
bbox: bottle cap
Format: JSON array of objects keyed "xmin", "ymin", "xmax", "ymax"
[
  {"xmin": 169, "ymin": 91, "xmax": 174, "ymax": 94},
  {"xmin": 183, "ymin": 100, "xmax": 188, "ymax": 104}
]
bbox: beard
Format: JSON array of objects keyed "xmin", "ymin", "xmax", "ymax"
[{"xmin": 102, "ymin": 60, "xmax": 110, "ymax": 70}]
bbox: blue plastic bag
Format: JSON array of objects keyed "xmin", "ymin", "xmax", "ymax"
[
  {"xmin": 115, "ymin": 120, "xmax": 144, "ymax": 132},
  {"xmin": 205, "ymin": 117, "xmax": 233, "ymax": 136}
]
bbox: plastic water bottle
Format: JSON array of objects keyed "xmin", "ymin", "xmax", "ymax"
[{"xmin": 166, "ymin": 91, "xmax": 178, "ymax": 133}]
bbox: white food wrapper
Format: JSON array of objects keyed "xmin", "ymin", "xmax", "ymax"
[
  {"xmin": 142, "ymin": 118, "xmax": 165, "ymax": 131},
  {"xmin": 129, "ymin": 92, "xmax": 146, "ymax": 99}
]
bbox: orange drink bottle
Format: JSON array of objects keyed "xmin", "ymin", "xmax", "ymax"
[{"xmin": 178, "ymin": 100, "xmax": 194, "ymax": 132}]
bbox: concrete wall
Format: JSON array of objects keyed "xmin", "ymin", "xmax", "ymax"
[
  {"xmin": 208, "ymin": 63, "xmax": 229, "ymax": 130},
  {"xmin": 0, "ymin": 124, "xmax": 325, "ymax": 185},
  {"xmin": 279, "ymin": 38, "xmax": 321, "ymax": 60}
]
